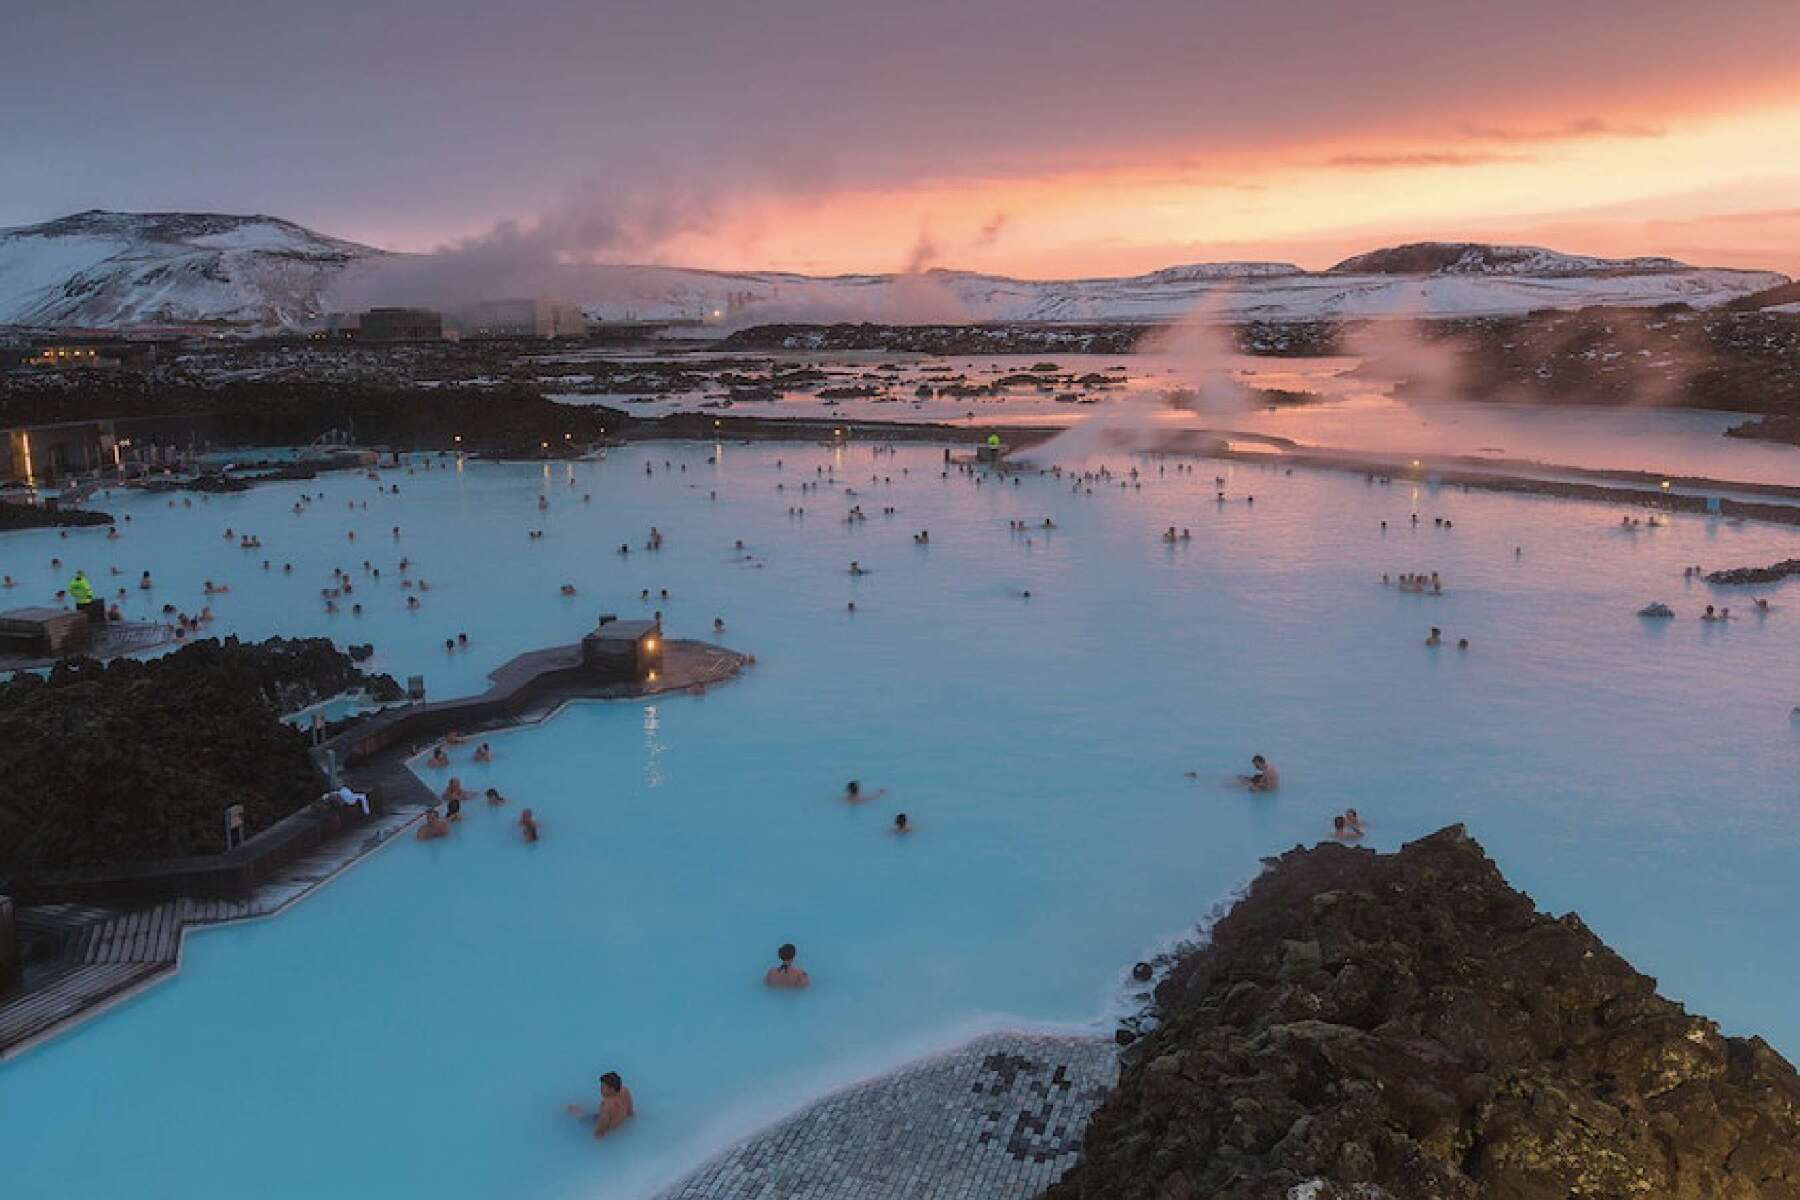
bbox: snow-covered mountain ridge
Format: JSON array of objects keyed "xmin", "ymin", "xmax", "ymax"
[{"xmin": 0, "ymin": 212, "xmax": 1787, "ymax": 330}]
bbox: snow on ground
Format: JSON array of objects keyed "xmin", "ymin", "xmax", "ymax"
[{"xmin": 0, "ymin": 213, "xmax": 1788, "ymax": 331}]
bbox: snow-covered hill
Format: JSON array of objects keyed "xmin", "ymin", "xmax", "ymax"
[
  {"xmin": 0, "ymin": 210, "xmax": 387, "ymax": 328},
  {"xmin": 0, "ymin": 212, "xmax": 1787, "ymax": 330}
]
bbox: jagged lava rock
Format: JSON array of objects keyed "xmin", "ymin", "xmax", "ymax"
[{"xmin": 1045, "ymin": 825, "xmax": 1800, "ymax": 1200}]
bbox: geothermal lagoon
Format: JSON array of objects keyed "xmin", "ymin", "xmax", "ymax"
[{"xmin": 3, "ymin": 434, "xmax": 1799, "ymax": 1199}]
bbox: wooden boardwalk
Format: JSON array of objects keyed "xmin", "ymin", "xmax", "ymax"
[
  {"xmin": 0, "ymin": 619, "xmax": 179, "ymax": 673},
  {"xmin": 0, "ymin": 636, "xmax": 750, "ymax": 1060},
  {"xmin": 0, "ymin": 804, "xmax": 424, "ymax": 1059}
]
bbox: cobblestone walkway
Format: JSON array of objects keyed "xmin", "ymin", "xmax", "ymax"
[{"xmin": 660, "ymin": 1032, "xmax": 1118, "ymax": 1200}]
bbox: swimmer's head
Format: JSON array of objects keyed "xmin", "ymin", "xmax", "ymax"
[
  {"xmin": 600, "ymin": 1072, "xmax": 622, "ymax": 1094},
  {"xmin": 1251, "ymin": 755, "xmax": 1267, "ymax": 769},
  {"xmin": 777, "ymin": 942, "xmax": 797, "ymax": 965},
  {"xmin": 894, "ymin": 813, "xmax": 908, "ymax": 829}
]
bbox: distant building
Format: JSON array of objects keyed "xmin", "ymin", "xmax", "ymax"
[
  {"xmin": 3, "ymin": 340, "xmax": 162, "ymax": 372},
  {"xmin": 451, "ymin": 298, "xmax": 588, "ymax": 340},
  {"xmin": 3, "ymin": 420, "xmax": 120, "ymax": 482},
  {"xmin": 357, "ymin": 307, "xmax": 444, "ymax": 342}
]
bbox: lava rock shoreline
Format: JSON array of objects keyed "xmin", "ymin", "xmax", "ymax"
[{"xmin": 1046, "ymin": 826, "xmax": 1800, "ymax": 1200}]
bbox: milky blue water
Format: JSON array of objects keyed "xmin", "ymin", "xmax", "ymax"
[{"xmin": 3, "ymin": 440, "xmax": 1798, "ymax": 1199}]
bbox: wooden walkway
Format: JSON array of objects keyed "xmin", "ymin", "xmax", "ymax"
[
  {"xmin": 0, "ymin": 636, "xmax": 751, "ymax": 1060},
  {"xmin": 0, "ymin": 620, "xmax": 179, "ymax": 673},
  {"xmin": 0, "ymin": 804, "xmax": 424, "ymax": 1059}
]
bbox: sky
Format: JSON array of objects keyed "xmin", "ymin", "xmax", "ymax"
[{"xmin": 5, "ymin": 0, "xmax": 1800, "ymax": 278}]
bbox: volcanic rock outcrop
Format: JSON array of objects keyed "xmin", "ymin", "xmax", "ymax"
[{"xmin": 1046, "ymin": 826, "xmax": 1800, "ymax": 1200}]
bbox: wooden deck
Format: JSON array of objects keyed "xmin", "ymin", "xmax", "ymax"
[
  {"xmin": 0, "ymin": 804, "xmax": 423, "ymax": 1059},
  {"xmin": 0, "ymin": 619, "xmax": 179, "ymax": 673},
  {"xmin": 0, "ymin": 635, "xmax": 751, "ymax": 1060}
]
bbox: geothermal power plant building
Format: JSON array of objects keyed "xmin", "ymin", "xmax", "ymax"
[{"xmin": 452, "ymin": 298, "xmax": 588, "ymax": 339}]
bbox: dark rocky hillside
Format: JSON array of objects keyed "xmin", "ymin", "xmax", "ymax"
[{"xmin": 1047, "ymin": 826, "xmax": 1800, "ymax": 1200}]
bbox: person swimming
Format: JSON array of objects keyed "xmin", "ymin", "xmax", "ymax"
[
  {"xmin": 1242, "ymin": 755, "xmax": 1279, "ymax": 792},
  {"xmin": 1425, "ymin": 627, "xmax": 1442, "ymax": 646},
  {"xmin": 764, "ymin": 942, "xmax": 811, "ymax": 989},
  {"xmin": 567, "ymin": 1072, "xmax": 635, "ymax": 1140},
  {"xmin": 1331, "ymin": 814, "xmax": 1361, "ymax": 841},
  {"xmin": 1344, "ymin": 808, "xmax": 1365, "ymax": 837},
  {"xmin": 442, "ymin": 778, "xmax": 469, "ymax": 817},
  {"xmin": 842, "ymin": 779, "xmax": 886, "ymax": 803},
  {"xmin": 519, "ymin": 808, "xmax": 540, "ymax": 842},
  {"xmin": 892, "ymin": 812, "xmax": 912, "ymax": 834},
  {"xmin": 473, "ymin": 743, "xmax": 492, "ymax": 763},
  {"xmin": 427, "ymin": 746, "xmax": 450, "ymax": 768},
  {"xmin": 416, "ymin": 808, "xmax": 451, "ymax": 841},
  {"xmin": 484, "ymin": 787, "xmax": 506, "ymax": 807}
]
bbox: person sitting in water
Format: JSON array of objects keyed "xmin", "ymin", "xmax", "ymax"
[
  {"xmin": 427, "ymin": 746, "xmax": 450, "ymax": 769},
  {"xmin": 416, "ymin": 808, "xmax": 451, "ymax": 841},
  {"xmin": 519, "ymin": 808, "xmax": 540, "ymax": 842},
  {"xmin": 1331, "ymin": 814, "xmax": 1360, "ymax": 841},
  {"xmin": 560, "ymin": 584, "xmax": 577, "ymax": 596},
  {"xmin": 566, "ymin": 1072, "xmax": 634, "ymax": 1140},
  {"xmin": 892, "ymin": 812, "xmax": 913, "ymax": 834},
  {"xmin": 1702, "ymin": 605, "xmax": 1720, "ymax": 622},
  {"xmin": 473, "ymin": 742, "xmax": 492, "ymax": 763},
  {"xmin": 1425, "ymin": 627, "xmax": 1442, "ymax": 646},
  {"xmin": 1240, "ymin": 755, "xmax": 1279, "ymax": 792},
  {"xmin": 842, "ymin": 779, "xmax": 885, "ymax": 803},
  {"xmin": 442, "ymin": 780, "xmax": 468, "ymax": 820},
  {"xmin": 1344, "ymin": 808, "xmax": 1365, "ymax": 837},
  {"xmin": 484, "ymin": 787, "xmax": 507, "ymax": 807},
  {"xmin": 764, "ymin": 943, "xmax": 811, "ymax": 989},
  {"xmin": 445, "ymin": 731, "xmax": 467, "ymax": 747},
  {"xmin": 848, "ymin": 561, "xmax": 868, "ymax": 575}
]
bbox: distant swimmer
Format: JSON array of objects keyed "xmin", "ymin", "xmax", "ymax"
[
  {"xmin": 843, "ymin": 779, "xmax": 886, "ymax": 804},
  {"xmin": 427, "ymin": 746, "xmax": 450, "ymax": 769},
  {"xmin": 1331, "ymin": 814, "xmax": 1361, "ymax": 842},
  {"xmin": 560, "ymin": 584, "xmax": 578, "ymax": 596},
  {"xmin": 892, "ymin": 812, "xmax": 912, "ymax": 834},
  {"xmin": 485, "ymin": 787, "xmax": 507, "ymax": 807},
  {"xmin": 1425, "ymin": 627, "xmax": 1442, "ymax": 646},
  {"xmin": 443, "ymin": 778, "xmax": 470, "ymax": 816},
  {"xmin": 416, "ymin": 809, "xmax": 451, "ymax": 841},
  {"xmin": 764, "ymin": 943, "xmax": 811, "ymax": 989},
  {"xmin": 519, "ymin": 808, "xmax": 540, "ymax": 842},
  {"xmin": 566, "ymin": 1072, "xmax": 635, "ymax": 1140},
  {"xmin": 1345, "ymin": 808, "xmax": 1365, "ymax": 837},
  {"xmin": 1239, "ymin": 755, "xmax": 1279, "ymax": 793},
  {"xmin": 849, "ymin": 561, "xmax": 869, "ymax": 575},
  {"xmin": 473, "ymin": 743, "xmax": 492, "ymax": 763}
]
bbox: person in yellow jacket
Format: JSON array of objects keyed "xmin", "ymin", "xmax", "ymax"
[{"xmin": 68, "ymin": 569, "xmax": 102, "ymax": 623}]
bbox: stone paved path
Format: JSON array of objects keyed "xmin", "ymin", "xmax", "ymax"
[{"xmin": 660, "ymin": 1032, "xmax": 1118, "ymax": 1200}]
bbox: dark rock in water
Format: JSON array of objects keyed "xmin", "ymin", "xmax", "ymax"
[
  {"xmin": 0, "ymin": 503, "xmax": 113, "ymax": 530},
  {"xmin": 1045, "ymin": 826, "xmax": 1800, "ymax": 1200},
  {"xmin": 1706, "ymin": 559, "xmax": 1800, "ymax": 586},
  {"xmin": 1637, "ymin": 601, "xmax": 1676, "ymax": 618},
  {"xmin": 1114, "ymin": 1028, "xmax": 1137, "ymax": 1047}
]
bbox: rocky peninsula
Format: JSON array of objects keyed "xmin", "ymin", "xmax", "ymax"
[{"xmin": 1048, "ymin": 826, "xmax": 1800, "ymax": 1200}]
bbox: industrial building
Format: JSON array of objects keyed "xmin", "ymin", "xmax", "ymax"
[
  {"xmin": 451, "ymin": 298, "xmax": 588, "ymax": 339},
  {"xmin": 354, "ymin": 307, "xmax": 445, "ymax": 342}
]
